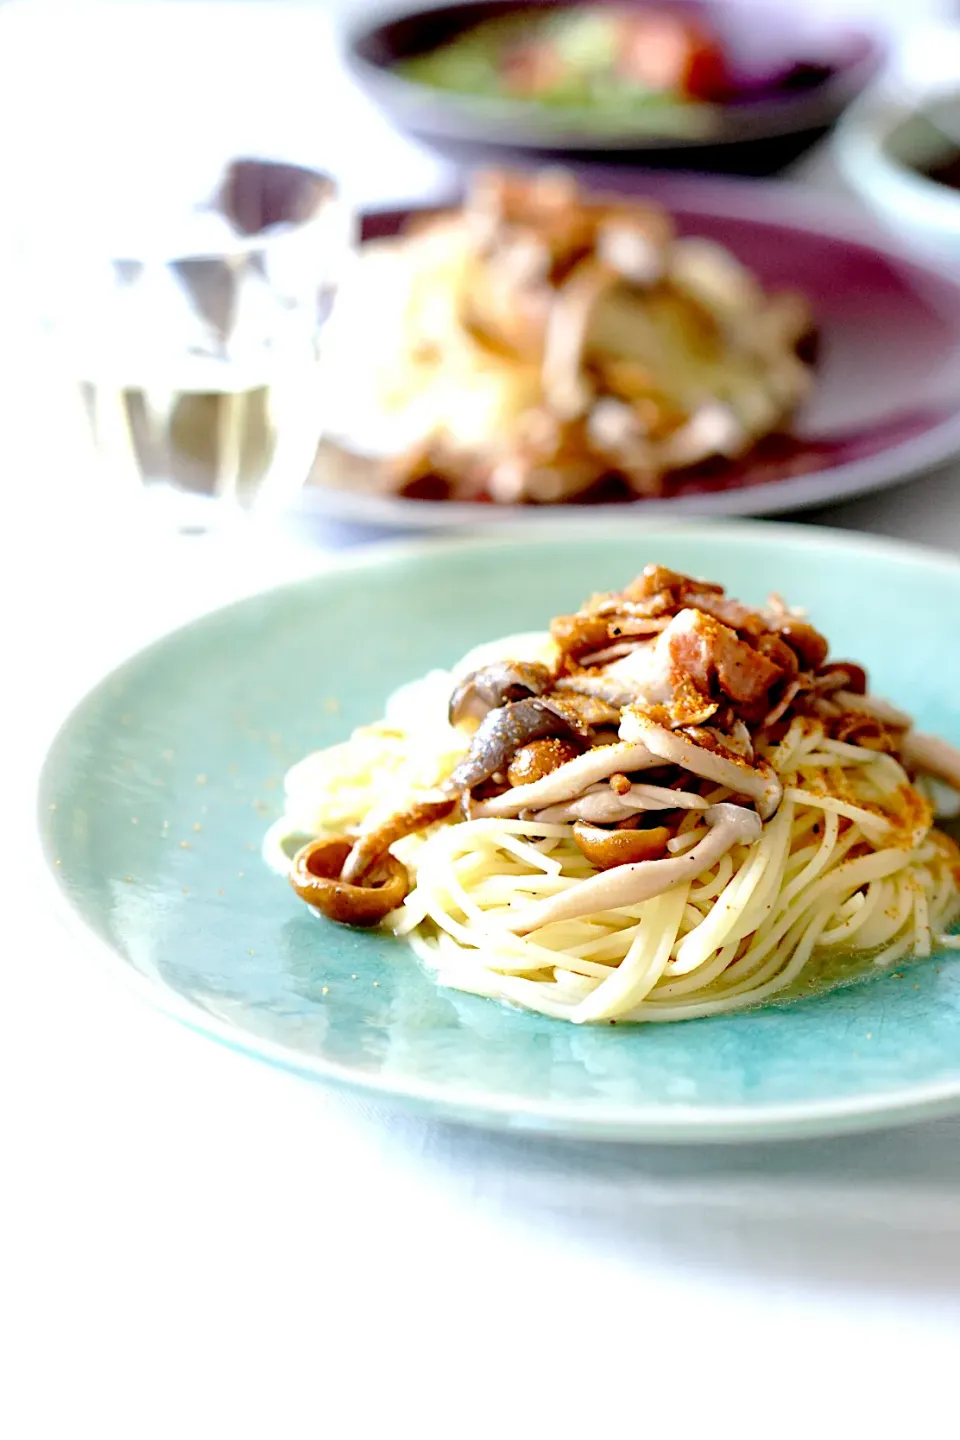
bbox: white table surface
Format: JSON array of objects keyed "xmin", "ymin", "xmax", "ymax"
[{"xmin": 6, "ymin": 4, "xmax": 960, "ymax": 1437}]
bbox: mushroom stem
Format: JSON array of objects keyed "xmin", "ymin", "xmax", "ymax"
[
  {"xmin": 834, "ymin": 691, "xmax": 912, "ymax": 729},
  {"xmin": 341, "ymin": 797, "xmax": 456, "ymax": 884},
  {"xmin": 620, "ymin": 710, "xmax": 783, "ymax": 819},
  {"xmin": 531, "ymin": 781, "xmax": 708, "ymax": 824},
  {"xmin": 902, "ymin": 731, "xmax": 960, "ymax": 793},
  {"xmin": 470, "ymin": 740, "xmax": 658, "ymax": 819},
  {"xmin": 498, "ymin": 804, "xmax": 762, "ymax": 934}
]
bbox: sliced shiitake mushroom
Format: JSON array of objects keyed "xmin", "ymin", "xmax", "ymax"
[
  {"xmin": 451, "ymin": 697, "xmax": 591, "ymax": 791},
  {"xmin": 448, "ymin": 661, "xmax": 553, "ymax": 726}
]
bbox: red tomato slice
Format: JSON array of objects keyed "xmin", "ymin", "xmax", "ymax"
[{"xmin": 617, "ymin": 13, "xmax": 727, "ymax": 100}]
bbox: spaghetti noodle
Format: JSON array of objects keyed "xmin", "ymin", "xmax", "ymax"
[{"xmin": 266, "ymin": 564, "xmax": 960, "ymax": 1024}]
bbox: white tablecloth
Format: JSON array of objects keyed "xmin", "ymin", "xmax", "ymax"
[{"xmin": 5, "ymin": 4, "xmax": 960, "ymax": 1437}]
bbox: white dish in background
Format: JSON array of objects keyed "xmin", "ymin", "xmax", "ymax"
[
  {"xmin": 835, "ymin": 103, "xmax": 960, "ymax": 262},
  {"xmin": 834, "ymin": 27, "xmax": 960, "ymax": 263}
]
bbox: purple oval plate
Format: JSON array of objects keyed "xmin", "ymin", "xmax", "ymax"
[
  {"xmin": 303, "ymin": 173, "xmax": 960, "ymax": 531},
  {"xmin": 345, "ymin": 0, "xmax": 882, "ymax": 174}
]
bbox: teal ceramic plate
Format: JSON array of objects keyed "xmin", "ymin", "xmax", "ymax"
[{"xmin": 37, "ymin": 522, "xmax": 960, "ymax": 1142}]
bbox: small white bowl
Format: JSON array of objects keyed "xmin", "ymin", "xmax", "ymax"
[{"xmin": 835, "ymin": 87, "xmax": 960, "ymax": 262}]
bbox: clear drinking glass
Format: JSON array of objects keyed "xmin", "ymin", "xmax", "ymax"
[{"xmin": 61, "ymin": 158, "xmax": 352, "ymax": 531}]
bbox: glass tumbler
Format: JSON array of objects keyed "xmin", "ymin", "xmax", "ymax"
[{"xmin": 65, "ymin": 158, "xmax": 353, "ymax": 531}]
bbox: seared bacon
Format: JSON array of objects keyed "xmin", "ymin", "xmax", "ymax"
[
  {"xmin": 440, "ymin": 563, "xmax": 946, "ymax": 838},
  {"xmin": 659, "ymin": 609, "xmax": 784, "ymax": 710},
  {"xmin": 298, "ymin": 562, "xmax": 960, "ymax": 934}
]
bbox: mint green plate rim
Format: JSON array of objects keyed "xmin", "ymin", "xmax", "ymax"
[{"xmin": 34, "ymin": 519, "xmax": 960, "ymax": 1144}]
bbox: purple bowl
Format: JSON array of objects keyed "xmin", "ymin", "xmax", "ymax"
[{"xmin": 345, "ymin": 1, "xmax": 883, "ymax": 175}]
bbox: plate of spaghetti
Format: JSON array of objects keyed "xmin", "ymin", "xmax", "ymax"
[{"xmin": 38, "ymin": 523, "xmax": 960, "ymax": 1140}]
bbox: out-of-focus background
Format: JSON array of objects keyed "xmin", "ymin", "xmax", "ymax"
[
  {"xmin": 11, "ymin": 5, "xmax": 960, "ymax": 1438},
  {"xmin": 0, "ymin": 0, "xmax": 954, "ymax": 204},
  {"xmin": 7, "ymin": 0, "xmax": 960, "ymax": 543},
  {"xmin": 0, "ymin": 0, "xmax": 955, "ymax": 237}
]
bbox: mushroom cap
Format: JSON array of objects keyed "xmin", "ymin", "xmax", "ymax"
[
  {"xmin": 572, "ymin": 821, "xmax": 671, "ymax": 869},
  {"xmin": 448, "ymin": 660, "xmax": 553, "ymax": 727},
  {"xmin": 450, "ymin": 696, "xmax": 591, "ymax": 792},
  {"xmin": 290, "ymin": 837, "xmax": 409, "ymax": 927}
]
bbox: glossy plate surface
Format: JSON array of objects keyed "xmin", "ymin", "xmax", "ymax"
[{"xmin": 38, "ymin": 523, "xmax": 960, "ymax": 1141}]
